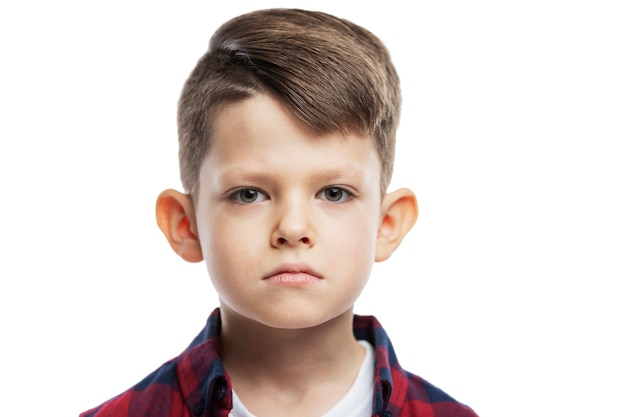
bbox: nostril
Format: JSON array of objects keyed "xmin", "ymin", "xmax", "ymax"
[{"xmin": 276, "ymin": 236, "xmax": 311, "ymax": 245}]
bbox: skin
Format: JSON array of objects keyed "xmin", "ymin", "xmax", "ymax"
[{"xmin": 156, "ymin": 93, "xmax": 418, "ymax": 417}]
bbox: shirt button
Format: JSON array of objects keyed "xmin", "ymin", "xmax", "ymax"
[
  {"xmin": 193, "ymin": 402, "xmax": 204, "ymax": 416},
  {"xmin": 215, "ymin": 384, "xmax": 226, "ymax": 400}
]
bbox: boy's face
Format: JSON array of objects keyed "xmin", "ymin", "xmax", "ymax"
[{"xmin": 193, "ymin": 94, "xmax": 384, "ymax": 330}]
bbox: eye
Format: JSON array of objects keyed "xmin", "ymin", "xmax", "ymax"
[
  {"xmin": 230, "ymin": 188, "xmax": 268, "ymax": 204},
  {"xmin": 319, "ymin": 186, "xmax": 353, "ymax": 203}
]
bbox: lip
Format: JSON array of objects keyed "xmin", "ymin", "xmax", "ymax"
[{"xmin": 263, "ymin": 263, "xmax": 323, "ymax": 286}]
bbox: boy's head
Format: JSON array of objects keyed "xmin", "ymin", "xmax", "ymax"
[
  {"xmin": 177, "ymin": 8, "xmax": 401, "ymax": 197},
  {"xmin": 156, "ymin": 8, "xmax": 417, "ymax": 329}
]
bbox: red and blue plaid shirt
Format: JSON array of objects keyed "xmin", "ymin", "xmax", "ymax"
[{"xmin": 81, "ymin": 309, "xmax": 478, "ymax": 417}]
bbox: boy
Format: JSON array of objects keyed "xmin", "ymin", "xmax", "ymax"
[{"xmin": 81, "ymin": 8, "xmax": 478, "ymax": 417}]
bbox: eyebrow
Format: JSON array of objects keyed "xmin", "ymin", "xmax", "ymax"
[{"xmin": 217, "ymin": 166, "xmax": 367, "ymax": 185}]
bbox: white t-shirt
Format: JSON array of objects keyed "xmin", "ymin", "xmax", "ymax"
[{"xmin": 230, "ymin": 340, "xmax": 375, "ymax": 417}]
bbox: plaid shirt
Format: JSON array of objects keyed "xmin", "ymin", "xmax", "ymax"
[{"xmin": 81, "ymin": 309, "xmax": 478, "ymax": 417}]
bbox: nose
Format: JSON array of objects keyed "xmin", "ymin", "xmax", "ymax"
[{"xmin": 271, "ymin": 198, "xmax": 314, "ymax": 248}]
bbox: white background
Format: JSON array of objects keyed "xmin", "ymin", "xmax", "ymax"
[{"xmin": 1, "ymin": 1, "xmax": 624, "ymax": 416}]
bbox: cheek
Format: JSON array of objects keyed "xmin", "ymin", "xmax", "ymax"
[
  {"xmin": 327, "ymin": 212, "xmax": 379, "ymax": 266},
  {"xmin": 330, "ymin": 221, "xmax": 377, "ymax": 302},
  {"xmin": 200, "ymin": 216, "xmax": 264, "ymax": 278}
]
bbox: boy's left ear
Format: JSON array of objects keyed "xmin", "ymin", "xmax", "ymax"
[{"xmin": 375, "ymin": 188, "xmax": 418, "ymax": 262}]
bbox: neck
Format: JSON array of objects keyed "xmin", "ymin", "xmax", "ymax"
[{"xmin": 219, "ymin": 304, "xmax": 364, "ymax": 393}]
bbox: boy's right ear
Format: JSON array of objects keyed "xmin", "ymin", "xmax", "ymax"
[{"xmin": 155, "ymin": 189, "xmax": 203, "ymax": 263}]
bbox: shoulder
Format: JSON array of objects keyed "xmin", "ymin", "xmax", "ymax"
[
  {"xmin": 353, "ymin": 314, "xmax": 478, "ymax": 416},
  {"xmin": 79, "ymin": 360, "xmax": 188, "ymax": 417},
  {"xmin": 390, "ymin": 370, "xmax": 479, "ymax": 417},
  {"xmin": 80, "ymin": 309, "xmax": 225, "ymax": 417}
]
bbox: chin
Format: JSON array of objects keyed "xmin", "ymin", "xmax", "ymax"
[{"xmin": 256, "ymin": 307, "xmax": 353, "ymax": 330}]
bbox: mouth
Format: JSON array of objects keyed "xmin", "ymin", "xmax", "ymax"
[{"xmin": 263, "ymin": 263, "xmax": 323, "ymax": 286}]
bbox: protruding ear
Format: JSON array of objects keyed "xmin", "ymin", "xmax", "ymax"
[
  {"xmin": 375, "ymin": 188, "xmax": 418, "ymax": 262},
  {"xmin": 155, "ymin": 189, "xmax": 203, "ymax": 263}
]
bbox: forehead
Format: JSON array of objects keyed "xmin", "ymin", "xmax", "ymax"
[{"xmin": 201, "ymin": 94, "xmax": 381, "ymax": 180}]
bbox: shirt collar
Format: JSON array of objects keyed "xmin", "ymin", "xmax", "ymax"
[
  {"xmin": 178, "ymin": 309, "xmax": 397, "ymax": 416},
  {"xmin": 353, "ymin": 314, "xmax": 396, "ymax": 415}
]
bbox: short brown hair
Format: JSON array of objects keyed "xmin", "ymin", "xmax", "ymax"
[{"xmin": 177, "ymin": 8, "xmax": 401, "ymax": 195}]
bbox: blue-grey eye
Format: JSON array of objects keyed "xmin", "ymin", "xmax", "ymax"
[
  {"xmin": 237, "ymin": 189, "xmax": 261, "ymax": 203},
  {"xmin": 322, "ymin": 187, "xmax": 352, "ymax": 202}
]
